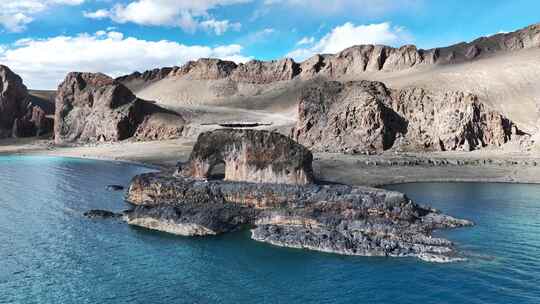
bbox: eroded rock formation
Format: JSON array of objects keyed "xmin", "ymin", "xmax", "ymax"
[
  {"xmin": 292, "ymin": 80, "xmax": 517, "ymax": 153},
  {"xmin": 121, "ymin": 131, "xmax": 473, "ymax": 262},
  {"xmin": 0, "ymin": 65, "xmax": 53, "ymax": 138},
  {"xmin": 54, "ymin": 72, "xmax": 185, "ymax": 144},
  {"xmin": 179, "ymin": 129, "xmax": 314, "ymax": 185}
]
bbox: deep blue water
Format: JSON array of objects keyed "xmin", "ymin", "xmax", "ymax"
[{"xmin": 1, "ymin": 156, "xmax": 540, "ymax": 303}]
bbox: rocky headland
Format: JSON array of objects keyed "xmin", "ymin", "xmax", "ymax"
[{"xmin": 118, "ymin": 129, "xmax": 473, "ymax": 263}]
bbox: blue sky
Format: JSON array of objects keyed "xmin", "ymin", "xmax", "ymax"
[{"xmin": 0, "ymin": 0, "xmax": 538, "ymax": 89}]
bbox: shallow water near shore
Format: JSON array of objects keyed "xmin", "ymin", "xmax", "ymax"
[{"xmin": 1, "ymin": 156, "xmax": 540, "ymax": 303}]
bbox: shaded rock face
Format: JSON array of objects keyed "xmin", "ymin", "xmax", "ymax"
[
  {"xmin": 179, "ymin": 129, "xmax": 314, "ymax": 185},
  {"xmin": 0, "ymin": 65, "xmax": 53, "ymax": 138},
  {"xmin": 119, "ymin": 23, "xmax": 540, "ymax": 86},
  {"xmin": 125, "ymin": 172, "xmax": 472, "ymax": 262},
  {"xmin": 54, "ymin": 72, "xmax": 185, "ymax": 144},
  {"xmin": 292, "ymin": 80, "xmax": 516, "ymax": 153}
]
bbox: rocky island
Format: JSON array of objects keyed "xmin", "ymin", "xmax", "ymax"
[{"xmin": 120, "ymin": 129, "xmax": 472, "ymax": 263}]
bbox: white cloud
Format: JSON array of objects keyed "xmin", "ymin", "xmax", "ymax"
[
  {"xmin": 0, "ymin": 30, "xmax": 251, "ymax": 89},
  {"xmin": 287, "ymin": 22, "xmax": 412, "ymax": 61},
  {"xmin": 85, "ymin": 0, "xmax": 249, "ymax": 34},
  {"xmin": 83, "ymin": 9, "xmax": 110, "ymax": 19},
  {"xmin": 0, "ymin": 0, "xmax": 84, "ymax": 32},
  {"xmin": 200, "ymin": 19, "xmax": 241, "ymax": 35},
  {"xmin": 263, "ymin": 0, "xmax": 421, "ymax": 16},
  {"xmin": 296, "ymin": 36, "xmax": 315, "ymax": 46}
]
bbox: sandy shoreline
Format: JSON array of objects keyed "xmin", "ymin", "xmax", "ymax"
[{"xmin": 2, "ymin": 138, "xmax": 540, "ymax": 187}]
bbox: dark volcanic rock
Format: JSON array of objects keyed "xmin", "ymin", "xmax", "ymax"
[
  {"xmin": 84, "ymin": 209, "xmax": 122, "ymax": 219},
  {"xmin": 179, "ymin": 129, "xmax": 314, "ymax": 185},
  {"xmin": 54, "ymin": 72, "xmax": 185, "ymax": 144},
  {"xmin": 119, "ymin": 130, "xmax": 473, "ymax": 262},
  {"xmin": 106, "ymin": 184, "xmax": 124, "ymax": 191},
  {"xmin": 292, "ymin": 80, "xmax": 517, "ymax": 153},
  {"xmin": 125, "ymin": 171, "xmax": 472, "ymax": 262}
]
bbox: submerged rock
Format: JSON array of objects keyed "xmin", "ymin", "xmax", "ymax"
[
  {"xmin": 84, "ymin": 209, "xmax": 122, "ymax": 219},
  {"xmin": 106, "ymin": 185, "xmax": 124, "ymax": 191}
]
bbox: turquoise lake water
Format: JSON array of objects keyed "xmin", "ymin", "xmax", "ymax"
[{"xmin": 1, "ymin": 156, "xmax": 540, "ymax": 303}]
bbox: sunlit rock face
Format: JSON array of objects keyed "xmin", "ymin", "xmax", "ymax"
[
  {"xmin": 54, "ymin": 72, "xmax": 185, "ymax": 144},
  {"xmin": 178, "ymin": 129, "xmax": 314, "ymax": 185},
  {"xmin": 292, "ymin": 80, "xmax": 519, "ymax": 153}
]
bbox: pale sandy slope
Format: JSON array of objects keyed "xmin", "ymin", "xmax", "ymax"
[{"xmin": 131, "ymin": 48, "xmax": 540, "ymax": 138}]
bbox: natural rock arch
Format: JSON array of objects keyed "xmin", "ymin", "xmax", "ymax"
[{"xmin": 179, "ymin": 129, "xmax": 314, "ymax": 185}]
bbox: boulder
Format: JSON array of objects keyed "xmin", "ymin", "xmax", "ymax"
[
  {"xmin": 179, "ymin": 129, "xmax": 314, "ymax": 185},
  {"xmin": 292, "ymin": 80, "xmax": 516, "ymax": 153}
]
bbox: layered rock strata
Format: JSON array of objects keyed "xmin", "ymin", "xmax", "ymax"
[
  {"xmin": 291, "ymin": 80, "xmax": 518, "ymax": 153},
  {"xmin": 179, "ymin": 129, "xmax": 314, "ymax": 185},
  {"xmin": 54, "ymin": 72, "xmax": 185, "ymax": 144},
  {"xmin": 125, "ymin": 171, "xmax": 472, "ymax": 262},
  {"xmin": 116, "ymin": 129, "xmax": 473, "ymax": 262}
]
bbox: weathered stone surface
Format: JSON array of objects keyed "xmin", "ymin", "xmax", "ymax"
[
  {"xmin": 230, "ymin": 59, "xmax": 300, "ymax": 84},
  {"xmin": 54, "ymin": 72, "xmax": 185, "ymax": 143},
  {"xmin": 292, "ymin": 80, "xmax": 517, "ymax": 153},
  {"xmin": 134, "ymin": 112, "xmax": 185, "ymax": 141},
  {"xmin": 171, "ymin": 58, "xmax": 237, "ymax": 80},
  {"xmin": 83, "ymin": 209, "xmax": 122, "ymax": 219},
  {"xmin": 12, "ymin": 105, "xmax": 54, "ymax": 138},
  {"xmin": 0, "ymin": 65, "xmax": 53, "ymax": 138},
  {"xmin": 179, "ymin": 129, "xmax": 314, "ymax": 185},
  {"xmin": 124, "ymin": 171, "xmax": 472, "ymax": 262},
  {"xmin": 116, "ymin": 67, "xmax": 175, "ymax": 92}
]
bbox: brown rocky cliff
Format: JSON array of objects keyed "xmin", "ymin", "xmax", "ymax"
[
  {"xmin": 55, "ymin": 72, "xmax": 185, "ymax": 144},
  {"xmin": 292, "ymin": 80, "xmax": 517, "ymax": 153}
]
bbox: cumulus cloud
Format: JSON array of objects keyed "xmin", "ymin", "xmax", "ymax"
[
  {"xmin": 200, "ymin": 19, "xmax": 241, "ymax": 35},
  {"xmin": 0, "ymin": 30, "xmax": 251, "ymax": 89},
  {"xmin": 85, "ymin": 0, "xmax": 248, "ymax": 34},
  {"xmin": 287, "ymin": 22, "xmax": 412, "ymax": 61},
  {"xmin": 0, "ymin": 0, "xmax": 84, "ymax": 32}
]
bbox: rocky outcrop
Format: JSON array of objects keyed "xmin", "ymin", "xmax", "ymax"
[
  {"xmin": 133, "ymin": 112, "xmax": 185, "ymax": 141},
  {"xmin": 116, "ymin": 67, "xmax": 175, "ymax": 92},
  {"xmin": 54, "ymin": 72, "xmax": 185, "ymax": 144},
  {"xmin": 230, "ymin": 59, "xmax": 300, "ymax": 83},
  {"xmin": 179, "ymin": 129, "xmax": 314, "ymax": 185},
  {"xmin": 124, "ymin": 170, "xmax": 472, "ymax": 262},
  {"xmin": 0, "ymin": 65, "xmax": 53, "ymax": 138},
  {"xmin": 171, "ymin": 58, "xmax": 237, "ymax": 80},
  {"xmin": 292, "ymin": 80, "xmax": 517, "ymax": 153},
  {"xmin": 118, "ymin": 23, "xmax": 540, "ymax": 86},
  {"xmin": 113, "ymin": 130, "xmax": 474, "ymax": 262}
]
